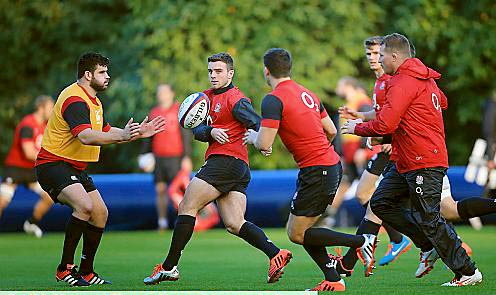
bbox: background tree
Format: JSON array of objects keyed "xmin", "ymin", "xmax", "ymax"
[{"xmin": 1, "ymin": 0, "xmax": 494, "ymax": 172}]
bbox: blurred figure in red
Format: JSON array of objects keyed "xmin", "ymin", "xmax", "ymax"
[
  {"xmin": 167, "ymin": 169, "xmax": 220, "ymax": 231},
  {"xmin": 0, "ymin": 95, "xmax": 54, "ymax": 238},
  {"xmin": 319, "ymin": 77, "xmax": 373, "ymax": 227},
  {"xmin": 139, "ymin": 84, "xmax": 193, "ymax": 230}
]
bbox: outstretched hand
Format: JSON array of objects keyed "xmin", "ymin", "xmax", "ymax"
[
  {"xmin": 123, "ymin": 118, "xmax": 141, "ymax": 141},
  {"xmin": 338, "ymin": 106, "xmax": 360, "ymax": 120},
  {"xmin": 136, "ymin": 116, "xmax": 166, "ymax": 139}
]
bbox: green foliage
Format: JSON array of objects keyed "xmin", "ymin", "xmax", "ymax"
[{"xmin": 1, "ymin": 0, "xmax": 495, "ymax": 171}]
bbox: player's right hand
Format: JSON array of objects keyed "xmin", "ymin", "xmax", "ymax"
[
  {"xmin": 211, "ymin": 128, "xmax": 230, "ymax": 144},
  {"xmin": 123, "ymin": 118, "xmax": 141, "ymax": 141},
  {"xmin": 338, "ymin": 106, "xmax": 359, "ymax": 120}
]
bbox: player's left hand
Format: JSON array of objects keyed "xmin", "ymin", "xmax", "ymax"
[
  {"xmin": 136, "ymin": 116, "xmax": 166, "ymax": 139},
  {"xmin": 260, "ymin": 146, "xmax": 272, "ymax": 157},
  {"xmin": 341, "ymin": 119, "xmax": 360, "ymax": 134},
  {"xmin": 382, "ymin": 144, "xmax": 392, "ymax": 155},
  {"xmin": 243, "ymin": 129, "xmax": 258, "ymax": 145}
]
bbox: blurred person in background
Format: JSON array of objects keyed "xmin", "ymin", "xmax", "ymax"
[
  {"xmin": 0, "ymin": 95, "xmax": 54, "ymax": 238},
  {"xmin": 139, "ymin": 83, "xmax": 193, "ymax": 230},
  {"xmin": 318, "ymin": 77, "xmax": 373, "ymax": 227},
  {"xmin": 482, "ymin": 90, "xmax": 496, "ymax": 198}
]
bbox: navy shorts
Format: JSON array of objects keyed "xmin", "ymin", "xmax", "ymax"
[
  {"xmin": 291, "ymin": 163, "xmax": 342, "ymax": 217},
  {"xmin": 195, "ymin": 155, "xmax": 250, "ymax": 195}
]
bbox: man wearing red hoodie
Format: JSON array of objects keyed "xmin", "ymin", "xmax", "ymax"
[{"xmin": 342, "ymin": 33, "xmax": 482, "ymax": 287}]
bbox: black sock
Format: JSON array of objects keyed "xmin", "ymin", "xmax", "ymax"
[
  {"xmin": 237, "ymin": 221, "xmax": 280, "ymax": 259},
  {"xmin": 384, "ymin": 223, "xmax": 403, "ymax": 244},
  {"xmin": 304, "ymin": 244, "xmax": 340, "ymax": 282},
  {"xmin": 80, "ymin": 224, "xmax": 104, "ymax": 274},
  {"xmin": 59, "ymin": 215, "xmax": 88, "ymax": 270},
  {"xmin": 304, "ymin": 228, "xmax": 365, "ymax": 248},
  {"xmin": 341, "ymin": 218, "xmax": 381, "ymax": 270},
  {"xmin": 457, "ymin": 197, "xmax": 496, "ymax": 220},
  {"xmin": 28, "ymin": 217, "xmax": 39, "ymax": 224},
  {"xmin": 162, "ymin": 215, "xmax": 196, "ymax": 271}
]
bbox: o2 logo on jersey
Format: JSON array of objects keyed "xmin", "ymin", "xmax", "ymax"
[
  {"xmin": 432, "ymin": 93, "xmax": 441, "ymax": 112},
  {"xmin": 301, "ymin": 92, "xmax": 319, "ymax": 112}
]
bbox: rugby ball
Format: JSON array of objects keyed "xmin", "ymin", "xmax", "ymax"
[{"xmin": 178, "ymin": 92, "xmax": 210, "ymax": 129}]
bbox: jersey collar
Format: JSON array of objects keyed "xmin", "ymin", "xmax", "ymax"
[{"xmin": 213, "ymin": 83, "xmax": 234, "ymax": 95}]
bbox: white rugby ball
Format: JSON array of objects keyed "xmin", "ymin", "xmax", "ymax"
[{"xmin": 178, "ymin": 92, "xmax": 210, "ymax": 129}]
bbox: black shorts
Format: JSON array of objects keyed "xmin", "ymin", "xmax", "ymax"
[
  {"xmin": 195, "ymin": 155, "xmax": 250, "ymax": 195},
  {"xmin": 291, "ymin": 163, "xmax": 342, "ymax": 217},
  {"xmin": 366, "ymin": 152, "xmax": 390, "ymax": 176},
  {"xmin": 2, "ymin": 165, "xmax": 37, "ymax": 185},
  {"xmin": 154, "ymin": 156, "xmax": 181, "ymax": 184},
  {"xmin": 35, "ymin": 161, "xmax": 96, "ymax": 203}
]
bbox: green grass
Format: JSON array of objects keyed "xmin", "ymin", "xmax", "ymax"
[{"xmin": 0, "ymin": 227, "xmax": 495, "ymax": 294}]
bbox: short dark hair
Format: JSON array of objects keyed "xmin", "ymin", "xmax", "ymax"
[
  {"xmin": 77, "ymin": 52, "xmax": 110, "ymax": 79},
  {"xmin": 263, "ymin": 48, "xmax": 292, "ymax": 78},
  {"xmin": 382, "ymin": 33, "xmax": 411, "ymax": 58},
  {"xmin": 34, "ymin": 95, "xmax": 53, "ymax": 109},
  {"xmin": 364, "ymin": 36, "xmax": 384, "ymax": 48},
  {"xmin": 207, "ymin": 52, "xmax": 234, "ymax": 71}
]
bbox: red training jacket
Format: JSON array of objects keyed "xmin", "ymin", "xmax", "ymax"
[{"xmin": 355, "ymin": 58, "xmax": 448, "ymax": 173}]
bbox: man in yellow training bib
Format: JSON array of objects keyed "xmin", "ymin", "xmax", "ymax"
[{"xmin": 35, "ymin": 52, "xmax": 165, "ymax": 287}]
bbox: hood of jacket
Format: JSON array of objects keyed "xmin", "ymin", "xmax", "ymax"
[{"xmin": 395, "ymin": 58, "xmax": 441, "ymax": 80}]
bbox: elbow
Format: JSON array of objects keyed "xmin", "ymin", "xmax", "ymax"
[{"xmin": 328, "ymin": 128, "xmax": 337, "ymax": 139}]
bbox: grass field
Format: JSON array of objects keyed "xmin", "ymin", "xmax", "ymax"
[{"xmin": 0, "ymin": 227, "xmax": 495, "ymax": 294}]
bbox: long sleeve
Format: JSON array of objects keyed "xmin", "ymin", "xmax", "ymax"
[
  {"xmin": 192, "ymin": 122, "xmax": 213, "ymax": 142},
  {"xmin": 355, "ymin": 82, "xmax": 412, "ymax": 137},
  {"xmin": 232, "ymin": 98, "xmax": 261, "ymax": 131}
]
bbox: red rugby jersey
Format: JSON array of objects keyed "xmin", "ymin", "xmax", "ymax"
[
  {"xmin": 202, "ymin": 84, "xmax": 251, "ymax": 164},
  {"xmin": 5, "ymin": 114, "xmax": 45, "ymax": 169},
  {"xmin": 149, "ymin": 103, "xmax": 184, "ymax": 157},
  {"xmin": 372, "ymin": 73, "xmax": 391, "ymax": 113},
  {"xmin": 261, "ymin": 80, "xmax": 340, "ymax": 168}
]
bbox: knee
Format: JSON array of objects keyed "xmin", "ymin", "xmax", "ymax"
[
  {"xmin": 178, "ymin": 199, "xmax": 194, "ymax": 215},
  {"xmin": 224, "ymin": 219, "xmax": 243, "ymax": 235},
  {"xmin": 440, "ymin": 200, "xmax": 459, "ymax": 221},
  {"xmin": 356, "ymin": 188, "xmax": 370, "ymax": 205},
  {"xmin": 76, "ymin": 201, "xmax": 93, "ymax": 217},
  {"xmin": 156, "ymin": 183, "xmax": 167, "ymax": 195},
  {"xmin": 287, "ymin": 227, "xmax": 304, "ymax": 245},
  {"xmin": 98, "ymin": 205, "xmax": 109, "ymax": 221}
]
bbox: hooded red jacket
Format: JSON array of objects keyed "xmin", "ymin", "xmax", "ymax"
[{"xmin": 355, "ymin": 58, "xmax": 448, "ymax": 173}]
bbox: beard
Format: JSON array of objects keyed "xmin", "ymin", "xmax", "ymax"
[{"xmin": 90, "ymin": 78, "xmax": 108, "ymax": 92}]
